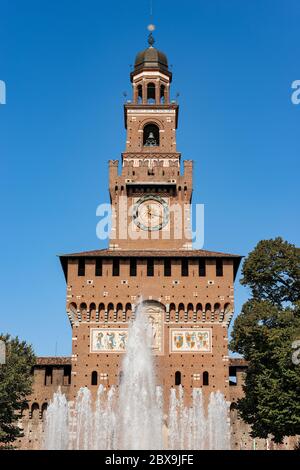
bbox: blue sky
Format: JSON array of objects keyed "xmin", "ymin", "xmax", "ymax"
[{"xmin": 1, "ymin": 0, "xmax": 299, "ymax": 356}]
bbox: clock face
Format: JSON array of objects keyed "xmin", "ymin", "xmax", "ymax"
[{"xmin": 133, "ymin": 195, "xmax": 169, "ymax": 231}]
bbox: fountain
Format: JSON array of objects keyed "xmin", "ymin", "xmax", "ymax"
[
  {"xmin": 44, "ymin": 303, "xmax": 230, "ymax": 450},
  {"xmin": 44, "ymin": 388, "xmax": 69, "ymax": 450}
]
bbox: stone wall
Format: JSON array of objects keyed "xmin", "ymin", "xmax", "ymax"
[{"xmin": 17, "ymin": 357, "xmax": 298, "ymax": 450}]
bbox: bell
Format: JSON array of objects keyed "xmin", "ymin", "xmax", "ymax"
[{"xmin": 145, "ymin": 131, "xmax": 157, "ymax": 147}]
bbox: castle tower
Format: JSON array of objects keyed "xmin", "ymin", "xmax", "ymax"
[
  {"xmin": 109, "ymin": 32, "xmax": 192, "ymax": 251},
  {"xmin": 59, "ymin": 33, "xmax": 242, "ymax": 407}
]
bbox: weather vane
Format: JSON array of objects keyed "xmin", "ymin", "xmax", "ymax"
[{"xmin": 147, "ymin": 23, "xmax": 155, "ymax": 47}]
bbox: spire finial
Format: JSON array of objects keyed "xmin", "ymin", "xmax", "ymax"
[{"xmin": 147, "ymin": 24, "xmax": 155, "ymax": 47}]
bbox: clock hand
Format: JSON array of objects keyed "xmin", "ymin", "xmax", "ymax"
[{"xmin": 151, "ymin": 209, "xmax": 163, "ymax": 220}]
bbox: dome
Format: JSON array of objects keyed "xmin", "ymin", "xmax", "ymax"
[
  {"xmin": 130, "ymin": 33, "xmax": 172, "ymax": 81},
  {"xmin": 134, "ymin": 47, "xmax": 169, "ymax": 72}
]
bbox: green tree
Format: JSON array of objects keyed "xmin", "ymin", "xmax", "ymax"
[
  {"xmin": 0, "ymin": 334, "xmax": 35, "ymax": 446},
  {"xmin": 230, "ymin": 237, "xmax": 300, "ymax": 443},
  {"xmin": 240, "ymin": 237, "xmax": 300, "ymax": 306}
]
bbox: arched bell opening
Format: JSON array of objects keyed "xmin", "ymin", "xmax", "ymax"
[
  {"xmin": 147, "ymin": 82, "xmax": 156, "ymax": 104},
  {"xmin": 137, "ymin": 84, "xmax": 143, "ymax": 104},
  {"xmin": 143, "ymin": 123, "xmax": 160, "ymax": 147},
  {"xmin": 160, "ymin": 84, "xmax": 166, "ymax": 103}
]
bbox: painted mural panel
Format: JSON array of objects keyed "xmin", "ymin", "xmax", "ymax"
[
  {"xmin": 90, "ymin": 301, "xmax": 164, "ymax": 353},
  {"xmin": 170, "ymin": 329, "xmax": 212, "ymax": 353},
  {"xmin": 91, "ymin": 329, "xmax": 127, "ymax": 353}
]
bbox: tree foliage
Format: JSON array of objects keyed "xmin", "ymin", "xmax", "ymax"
[
  {"xmin": 230, "ymin": 237, "xmax": 300, "ymax": 443},
  {"xmin": 240, "ymin": 237, "xmax": 300, "ymax": 306},
  {"xmin": 0, "ymin": 334, "xmax": 35, "ymax": 446}
]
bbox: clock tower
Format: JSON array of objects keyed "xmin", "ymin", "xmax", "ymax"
[
  {"xmin": 18, "ymin": 29, "xmax": 298, "ymax": 452},
  {"xmin": 109, "ymin": 32, "xmax": 192, "ymax": 251},
  {"xmin": 59, "ymin": 32, "xmax": 242, "ymax": 410}
]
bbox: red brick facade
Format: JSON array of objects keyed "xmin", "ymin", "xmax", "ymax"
[{"xmin": 18, "ymin": 39, "xmax": 296, "ymax": 450}]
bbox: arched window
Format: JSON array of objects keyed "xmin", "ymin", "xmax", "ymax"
[
  {"xmin": 69, "ymin": 302, "xmax": 77, "ymax": 322},
  {"xmin": 99, "ymin": 302, "xmax": 105, "ymax": 321},
  {"xmin": 143, "ymin": 123, "xmax": 159, "ymax": 147},
  {"xmin": 116, "ymin": 303, "xmax": 123, "ymax": 321},
  {"xmin": 125, "ymin": 303, "xmax": 132, "ymax": 320},
  {"xmin": 203, "ymin": 371, "xmax": 209, "ymax": 386},
  {"xmin": 41, "ymin": 403, "xmax": 48, "ymax": 420},
  {"xmin": 169, "ymin": 303, "xmax": 176, "ymax": 322},
  {"xmin": 91, "ymin": 371, "xmax": 98, "ymax": 386},
  {"xmin": 230, "ymin": 402, "xmax": 238, "ymax": 412},
  {"xmin": 214, "ymin": 303, "xmax": 221, "ymax": 315},
  {"xmin": 108, "ymin": 303, "xmax": 114, "ymax": 321},
  {"xmin": 160, "ymin": 84, "xmax": 166, "ymax": 104},
  {"xmin": 89, "ymin": 302, "xmax": 96, "ymax": 321},
  {"xmin": 31, "ymin": 403, "xmax": 39, "ymax": 421},
  {"xmin": 224, "ymin": 303, "xmax": 232, "ymax": 314},
  {"xmin": 116, "ymin": 302, "xmax": 123, "ymax": 313},
  {"xmin": 178, "ymin": 303, "xmax": 185, "ymax": 321},
  {"xmin": 147, "ymin": 82, "xmax": 156, "ymax": 103},
  {"xmin": 205, "ymin": 303, "xmax": 211, "ymax": 313},
  {"xmin": 196, "ymin": 303, "xmax": 203, "ymax": 322},
  {"xmin": 21, "ymin": 403, "xmax": 30, "ymax": 420},
  {"xmin": 137, "ymin": 84, "xmax": 143, "ymax": 104},
  {"xmin": 175, "ymin": 371, "xmax": 181, "ymax": 386},
  {"xmin": 187, "ymin": 303, "xmax": 194, "ymax": 313},
  {"xmin": 69, "ymin": 302, "xmax": 77, "ymax": 313},
  {"xmin": 80, "ymin": 302, "xmax": 87, "ymax": 320},
  {"xmin": 196, "ymin": 303, "xmax": 203, "ymax": 315}
]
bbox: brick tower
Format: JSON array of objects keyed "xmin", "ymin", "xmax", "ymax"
[{"xmin": 59, "ymin": 33, "xmax": 242, "ymax": 408}]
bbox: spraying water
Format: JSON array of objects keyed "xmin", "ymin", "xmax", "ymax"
[
  {"xmin": 44, "ymin": 388, "xmax": 69, "ymax": 450},
  {"xmin": 44, "ymin": 303, "xmax": 230, "ymax": 450},
  {"xmin": 118, "ymin": 304, "xmax": 163, "ymax": 449}
]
